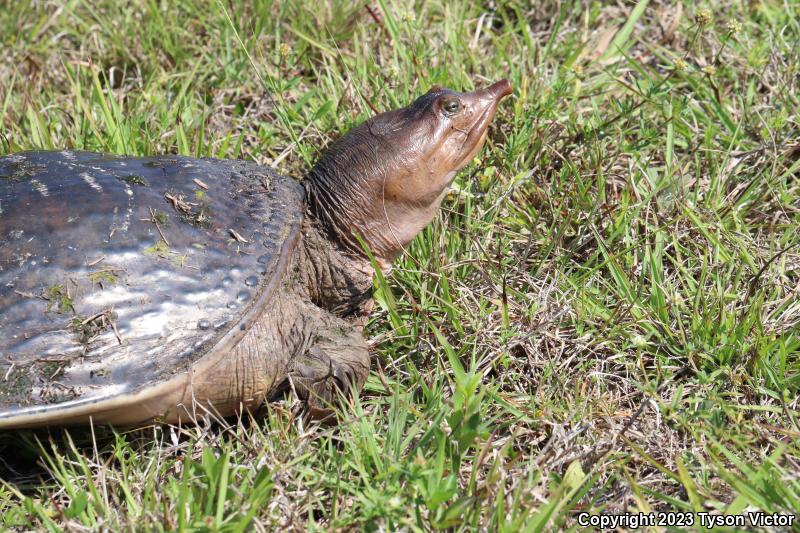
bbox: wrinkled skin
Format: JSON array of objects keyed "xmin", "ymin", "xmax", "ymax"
[
  {"xmin": 286, "ymin": 79, "xmax": 513, "ymax": 416},
  {"xmin": 288, "ymin": 79, "xmax": 513, "ymax": 415},
  {"xmin": 0, "ymin": 80, "xmax": 511, "ymax": 427}
]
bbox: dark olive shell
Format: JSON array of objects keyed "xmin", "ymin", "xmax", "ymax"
[{"xmin": 0, "ymin": 151, "xmax": 303, "ymax": 421}]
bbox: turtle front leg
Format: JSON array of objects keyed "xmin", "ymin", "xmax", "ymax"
[{"xmin": 290, "ymin": 314, "xmax": 370, "ymax": 419}]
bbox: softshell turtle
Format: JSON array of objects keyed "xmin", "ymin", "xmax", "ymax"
[{"xmin": 0, "ymin": 80, "xmax": 512, "ymax": 428}]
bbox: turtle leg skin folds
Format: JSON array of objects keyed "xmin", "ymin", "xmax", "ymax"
[{"xmin": 290, "ymin": 317, "xmax": 370, "ymax": 419}]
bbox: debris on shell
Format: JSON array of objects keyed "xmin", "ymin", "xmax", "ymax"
[{"xmin": 229, "ymin": 229, "xmax": 250, "ymax": 243}]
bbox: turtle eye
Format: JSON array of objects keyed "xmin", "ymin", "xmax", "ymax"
[{"xmin": 440, "ymin": 97, "xmax": 461, "ymax": 115}]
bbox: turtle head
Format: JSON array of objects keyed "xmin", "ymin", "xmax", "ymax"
[{"xmin": 305, "ymin": 79, "xmax": 512, "ymax": 268}]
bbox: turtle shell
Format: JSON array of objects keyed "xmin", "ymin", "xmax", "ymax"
[{"xmin": 0, "ymin": 151, "xmax": 304, "ymax": 427}]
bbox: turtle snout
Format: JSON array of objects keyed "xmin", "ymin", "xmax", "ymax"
[{"xmin": 488, "ymin": 79, "xmax": 513, "ymax": 99}]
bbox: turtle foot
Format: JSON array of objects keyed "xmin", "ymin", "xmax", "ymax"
[{"xmin": 289, "ymin": 329, "xmax": 369, "ymax": 420}]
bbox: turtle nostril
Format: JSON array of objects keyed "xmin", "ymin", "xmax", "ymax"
[{"xmin": 488, "ymin": 79, "xmax": 513, "ymax": 99}]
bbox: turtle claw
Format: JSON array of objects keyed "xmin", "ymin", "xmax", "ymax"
[{"xmin": 290, "ymin": 346, "xmax": 365, "ymax": 420}]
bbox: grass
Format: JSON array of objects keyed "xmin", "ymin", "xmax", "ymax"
[{"xmin": 1, "ymin": 0, "xmax": 799, "ymax": 530}]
